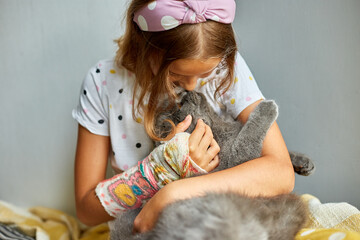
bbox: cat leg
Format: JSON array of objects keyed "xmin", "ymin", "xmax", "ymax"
[
  {"xmin": 228, "ymin": 100, "xmax": 279, "ymax": 166},
  {"xmin": 289, "ymin": 151, "xmax": 315, "ymax": 176},
  {"xmin": 242, "ymin": 100, "xmax": 279, "ymax": 137}
]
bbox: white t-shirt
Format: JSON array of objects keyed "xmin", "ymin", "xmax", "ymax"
[{"xmin": 72, "ymin": 52, "xmax": 264, "ymax": 173}]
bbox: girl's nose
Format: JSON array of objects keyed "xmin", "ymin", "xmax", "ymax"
[{"xmin": 182, "ymin": 77, "xmax": 198, "ymax": 91}]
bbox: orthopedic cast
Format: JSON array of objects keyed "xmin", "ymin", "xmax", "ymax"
[{"xmin": 95, "ymin": 133, "xmax": 207, "ymax": 217}]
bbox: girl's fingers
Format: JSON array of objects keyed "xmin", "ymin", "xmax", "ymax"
[
  {"xmin": 188, "ymin": 119, "xmax": 206, "ymax": 152},
  {"xmin": 206, "ymin": 155, "xmax": 220, "ymax": 172},
  {"xmin": 198, "ymin": 124, "xmax": 214, "ymax": 152},
  {"xmin": 175, "ymin": 115, "xmax": 192, "ymax": 134},
  {"xmin": 206, "ymin": 138, "xmax": 220, "ymax": 160},
  {"xmin": 188, "ymin": 122, "xmax": 220, "ymax": 170}
]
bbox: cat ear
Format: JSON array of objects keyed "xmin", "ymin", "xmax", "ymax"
[
  {"xmin": 199, "ymin": 92, "xmax": 206, "ymax": 102},
  {"xmin": 180, "ymin": 97, "xmax": 187, "ymax": 107},
  {"xmin": 193, "ymin": 91, "xmax": 205, "ymax": 104}
]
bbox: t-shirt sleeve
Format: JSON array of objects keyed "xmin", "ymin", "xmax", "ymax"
[
  {"xmin": 72, "ymin": 65, "xmax": 109, "ymax": 136},
  {"xmin": 222, "ymin": 52, "xmax": 265, "ymax": 119}
]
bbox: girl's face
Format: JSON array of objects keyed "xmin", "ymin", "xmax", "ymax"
[{"xmin": 168, "ymin": 58, "xmax": 222, "ymax": 91}]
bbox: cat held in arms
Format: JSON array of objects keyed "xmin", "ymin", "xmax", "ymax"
[{"xmin": 110, "ymin": 91, "xmax": 315, "ymax": 240}]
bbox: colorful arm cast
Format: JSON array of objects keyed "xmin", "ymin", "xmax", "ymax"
[{"xmin": 95, "ymin": 133, "xmax": 207, "ymax": 217}]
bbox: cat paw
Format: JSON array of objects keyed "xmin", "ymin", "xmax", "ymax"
[
  {"xmin": 289, "ymin": 151, "xmax": 316, "ymax": 176},
  {"xmin": 255, "ymin": 100, "xmax": 279, "ymax": 123}
]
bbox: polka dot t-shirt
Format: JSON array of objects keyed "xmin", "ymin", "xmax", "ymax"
[{"xmin": 72, "ymin": 52, "xmax": 264, "ymax": 173}]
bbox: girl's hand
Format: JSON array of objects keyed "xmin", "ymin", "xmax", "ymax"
[
  {"xmin": 132, "ymin": 195, "xmax": 160, "ymax": 233},
  {"xmin": 175, "ymin": 115, "xmax": 220, "ymax": 172},
  {"xmin": 133, "ymin": 182, "xmax": 177, "ymax": 233}
]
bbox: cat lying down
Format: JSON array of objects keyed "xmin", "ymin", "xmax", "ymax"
[{"xmin": 110, "ymin": 91, "xmax": 314, "ymax": 240}]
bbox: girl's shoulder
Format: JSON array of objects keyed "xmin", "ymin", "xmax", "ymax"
[
  {"xmin": 89, "ymin": 58, "xmax": 135, "ymax": 84},
  {"xmin": 82, "ymin": 58, "xmax": 136, "ymax": 98},
  {"xmin": 234, "ymin": 51, "xmax": 249, "ymax": 71}
]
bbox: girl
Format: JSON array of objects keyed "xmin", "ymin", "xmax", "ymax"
[{"xmin": 73, "ymin": 0, "xmax": 295, "ymax": 233}]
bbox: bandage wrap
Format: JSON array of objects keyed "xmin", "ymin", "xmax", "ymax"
[{"xmin": 96, "ymin": 133, "xmax": 207, "ymax": 217}]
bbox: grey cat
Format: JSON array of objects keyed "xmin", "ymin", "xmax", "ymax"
[
  {"xmin": 155, "ymin": 91, "xmax": 315, "ymax": 175},
  {"xmin": 110, "ymin": 91, "xmax": 314, "ymax": 240}
]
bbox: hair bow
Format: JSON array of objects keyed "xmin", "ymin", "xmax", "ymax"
[{"xmin": 133, "ymin": 0, "xmax": 236, "ymax": 32}]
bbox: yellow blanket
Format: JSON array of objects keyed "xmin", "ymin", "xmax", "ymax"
[
  {"xmin": 295, "ymin": 194, "xmax": 360, "ymax": 240},
  {"xmin": 1, "ymin": 194, "xmax": 360, "ymax": 240},
  {"xmin": 0, "ymin": 200, "xmax": 108, "ymax": 240}
]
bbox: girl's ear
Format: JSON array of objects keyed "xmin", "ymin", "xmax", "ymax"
[
  {"xmin": 149, "ymin": 54, "xmax": 162, "ymax": 75},
  {"xmin": 150, "ymin": 60, "xmax": 159, "ymax": 75}
]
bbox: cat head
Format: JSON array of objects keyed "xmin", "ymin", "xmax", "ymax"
[
  {"xmin": 177, "ymin": 91, "xmax": 214, "ymax": 133},
  {"xmin": 154, "ymin": 91, "xmax": 214, "ymax": 140}
]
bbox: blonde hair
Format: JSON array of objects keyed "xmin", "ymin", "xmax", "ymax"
[{"xmin": 115, "ymin": 0, "xmax": 237, "ymax": 141}]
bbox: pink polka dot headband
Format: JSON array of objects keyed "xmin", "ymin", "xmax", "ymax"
[{"xmin": 133, "ymin": 0, "xmax": 236, "ymax": 32}]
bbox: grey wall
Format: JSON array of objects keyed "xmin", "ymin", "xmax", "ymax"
[
  {"xmin": 0, "ymin": 0, "xmax": 126, "ymax": 214},
  {"xmin": 0, "ymin": 0, "xmax": 359, "ymax": 217},
  {"xmin": 234, "ymin": 0, "xmax": 360, "ymax": 207}
]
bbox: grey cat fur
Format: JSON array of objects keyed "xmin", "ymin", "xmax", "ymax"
[
  {"xmin": 112, "ymin": 193, "xmax": 307, "ymax": 240},
  {"xmin": 110, "ymin": 91, "xmax": 313, "ymax": 240}
]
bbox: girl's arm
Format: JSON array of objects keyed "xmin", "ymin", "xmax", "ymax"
[
  {"xmin": 74, "ymin": 125, "xmax": 114, "ymax": 226},
  {"xmin": 74, "ymin": 116, "xmax": 204, "ymax": 226},
  {"xmin": 133, "ymin": 99, "xmax": 295, "ymax": 233}
]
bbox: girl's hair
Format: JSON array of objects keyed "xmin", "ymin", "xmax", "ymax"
[{"xmin": 115, "ymin": 0, "xmax": 237, "ymax": 141}]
